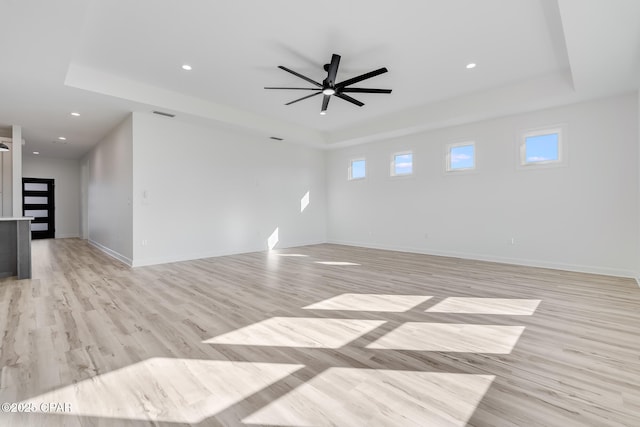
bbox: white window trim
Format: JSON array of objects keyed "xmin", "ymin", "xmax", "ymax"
[
  {"xmin": 445, "ymin": 140, "xmax": 476, "ymax": 173},
  {"xmin": 518, "ymin": 125, "xmax": 567, "ymax": 169},
  {"xmin": 348, "ymin": 158, "xmax": 367, "ymax": 181},
  {"xmin": 390, "ymin": 151, "xmax": 414, "ymax": 177}
]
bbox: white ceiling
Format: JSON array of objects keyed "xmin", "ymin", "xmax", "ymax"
[{"xmin": 0, "ymin": 0, "xmax": 638, "ymax": 159}]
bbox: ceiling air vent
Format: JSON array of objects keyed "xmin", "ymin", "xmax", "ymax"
[
  {"xmin": 270, "ymin": 136, "xmax": 283, "ymax": 141},
  {"xmin": 153, "ymin": 110, "xmax": 175, "ymax": 118}
]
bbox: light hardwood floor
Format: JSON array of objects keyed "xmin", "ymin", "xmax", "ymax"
[{"xmin": 1, "ymin": 238, "xmax": 639, "ymax": 426}]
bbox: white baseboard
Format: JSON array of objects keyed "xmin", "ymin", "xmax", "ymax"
[
  {"xmin": 132, "ymin": 247, "xmax": 258, "ymax": 267},
  {"xmin": 278, "ymin": 239, "xmax": 328, "ymax": 250},
  {"xmin": 88, "ymin": 240, "xmax": 133, "ymax": 267},
  {"xmin": 327, "ymin": 239, "xmax": 637, "ymax": 279},
  {"xmin": 132, "ymin": 239, "xmax": 327, "ymax": 268},
  {"xmin": 87, "ymin": 234, "xmax": 636, "ymax": 280},
  {"xmin": 55, "ymin": 234, "xmax": 80, "ymax": 239}
]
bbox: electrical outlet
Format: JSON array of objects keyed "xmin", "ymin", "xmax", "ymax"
[
  {"xmin": 510, "ymin": 237, "xmax": 515, "ymax": 245},
  {"xmin": 142, "ymin": 239, "xmax": 148, "ymax": 246}
]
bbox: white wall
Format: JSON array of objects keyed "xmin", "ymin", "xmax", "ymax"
[
  {"xmin": 80, "ymin": 161, "xmax": 88, "ymax": 240},
  {"xmin": 82, "ymin": 115, "xmax": 133, "ymax": 264},
  {"xmin": 131, "ymin": 113, "xmax": 327, "ymax": 266},
  {"xmin": 0, "ymin": 127, "xmax": 10, "ymax": 216},
  {"xmin": 11, "ymin": 126, "xmax": 22, "ymax": 217},
  {"xmin": 327, "ymin": 93, "xmax": 639, "ymax": 277},
  {"xmin": 0, "ymin": 136, "xmax": 23, "ymax": 217},
  {"xmin": 0, "ymin": 139, "xmax": 11, "ymax": 216},
  {"xmin": 22, "ymin": 155, "xmax": 81, "ymax": 238}
]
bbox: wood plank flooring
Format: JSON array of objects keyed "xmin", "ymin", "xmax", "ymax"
[{"xmin": 0, "ymin": 238, "xmax": 639, "ymax": 426}]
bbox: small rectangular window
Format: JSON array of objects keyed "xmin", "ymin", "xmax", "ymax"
[
  {"xmin": 447, "ymin": 142, "xmax": 475, "ymax": 171},
  {"xmin": 520, "ymin": 128, "xmax": 562, "ymax": 166},
  {"xmin": 349, "ymin": 159, "xmax": 366, "ymax": 180},
  {"xmin": 391, "ymin": 152, "xmax": 413, "ymax": 176}
]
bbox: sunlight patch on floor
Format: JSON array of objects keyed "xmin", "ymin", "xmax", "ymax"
[
  {"xmin": 272, "ymin": 253, "xmax": 309, "ymax": 257},
  {"xmin": 204, "ymin": 317, "xmax": 385, "ymax": 348},
  {"xmin": 367, "ymin": 323, "xmax": 525, "ymax": 354},
  {"xmin": 314, "ymin": 261, "xmax": 360, "ymax": 266},
  {"xmin": 243, "ymin": 368, "xmax": 495, "ymax": 427},
  {"xmin": 19, "ymin": 358, "xmax": 303, "ymax": 424},
  {"xmin": 303, "ymin": 293, "xmax": 432, "ymax": 312},
  {"xmin": 426, "ymin": 298, "xmax": 541, "ymax": 315}
]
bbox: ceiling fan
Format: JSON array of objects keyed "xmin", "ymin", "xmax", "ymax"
[{"xmin": 265, "ymin": 54, "xmax": 392, "ymax": 115}]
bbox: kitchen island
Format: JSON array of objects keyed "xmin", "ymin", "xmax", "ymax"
[{"xmin": 0, "ymin": 217, "xmax": 32, "ymax": 279}]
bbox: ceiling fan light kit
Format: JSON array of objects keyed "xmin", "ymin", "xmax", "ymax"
[{"xmin": 265, "ymin": 53, "xmax": 392, "ymax": 115}]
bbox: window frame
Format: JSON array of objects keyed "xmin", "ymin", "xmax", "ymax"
[
  {"xmin": 518, "ymin": 126, "xmax": 567, "ymax": 169},
  {"xmin": 348, "ymin": 158, "xmax": 367, "ymax": 181},
  {"xmin": 390, "ymin": 151, "xmax": 414, "ymax": 177},
  {"xmin": 445, "ymin": 140, "xmax": 476, "ymax": 173}
]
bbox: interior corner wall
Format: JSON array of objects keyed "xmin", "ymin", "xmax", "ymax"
[
  {"xmin": 82, "ymin": 115, "xmax": 133, "ymax": 264},
  {"xmin": 637, "ymin": 89, "xmax": 640, "ymax": 282},
  {"xmin": 130, "ymin": 113, "xmax": 327, "ymax": 267},
  {"xmin": 22, "ymin": 155, "xmax": 81, "ymax": 238},
  {"xmin": 327, "ymin": 92, "xmax": 639, "ymax": 277}
]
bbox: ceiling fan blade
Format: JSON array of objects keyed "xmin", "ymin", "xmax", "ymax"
[
  {"xmin": 285, "ymin": 91, "xmax": 322, "ymax": 105},
  {"xmin": 336, "ymin": 67, "xmax": 388, "ymax": 89},
  {"xmin": 326, "ymin": 54, "xmax": 341, "ymax": 85},
  {"xmin": 340, "ymin": 88, "xmax": 392, "ymax": 94},
  {"xmin": 335, "ymin": 93, "xmax": 364, "ymax": 107},
  {"xmin": 265, "ymin": 87, "xmax": 322, "ymax": 90},
  {"xmin": 278, "ymin": 66, "xmax": 322, "ymax": 87},
  {"xmin": 321, "ymin": 95, "xmax": 331, "ymax": 112}
]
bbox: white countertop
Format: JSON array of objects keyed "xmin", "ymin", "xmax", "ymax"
[{"xmin": 0, "ymin": 217, "xmax": 34, "ymax": 221}]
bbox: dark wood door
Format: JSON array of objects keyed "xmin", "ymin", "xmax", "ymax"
[{"xmin": 22, "ymin": 178, "xmax": 55, "ymax": 239}]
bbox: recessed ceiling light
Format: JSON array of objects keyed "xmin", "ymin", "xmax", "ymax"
[
  {"xmin": 466, "ymin": 63, "xmax": 477, "ymax": 69},
  {"xmin": 181, "ymin": 64, "xmax": 192, "ymax": 71},
  {"xmin": 33, "ymin": 151, "xmax": 39, "ymax": 155},
  {"xmin": 58, "ymin": 136, "xmax": 66, "ymax": 140},
  {"xmin": 70, "ymin": 112, "xmax": 80, "ymax": 117}
]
